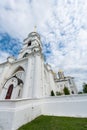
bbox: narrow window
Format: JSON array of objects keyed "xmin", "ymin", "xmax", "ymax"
[
  {"xmin": 28, "ymin": 41, "xmax": 31, "ymax": 46},
  {"xmin": 23, "ymin": 53, "xmax": 28, "ymax": 58},
  {"xmin": 5, "ymin": 84, "xmax": 13, "ymax": 99},
  {"xmin": 68, "ymin": 79, "xmax": 72, "ymax": 84},
  {"xmin": 72, "ymin": 91, "xmax": 74, "ymax": 94},
  {"xmin": 18, "ymin": 89, "xmax": 21, "ymax": 97}
]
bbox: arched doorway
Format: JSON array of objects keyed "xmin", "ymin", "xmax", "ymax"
[{"xmin": 5, "ymin": 84, "xmax": 13, "ymax": 99}]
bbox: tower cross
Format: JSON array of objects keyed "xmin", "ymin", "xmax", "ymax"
[{"xmin": 34, "ymin": 26, "xmax": 37, "ymax": 32}]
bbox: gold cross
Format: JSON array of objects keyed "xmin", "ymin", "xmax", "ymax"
[{"xmin": 34, "ymin": 25, "xmax": 37, "ymax": 32}]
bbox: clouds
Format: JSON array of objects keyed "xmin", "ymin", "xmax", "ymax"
[
  {"xmin": 0, "ymin": 0, "xmax": 87, "ymax": 90},
  {"xmin": 0, "ymin": 0, "xmax": 52, "ymax": 38},
  {"xmin": 0, "ymin": 33, "xmax": 21, "ymax": 56}
]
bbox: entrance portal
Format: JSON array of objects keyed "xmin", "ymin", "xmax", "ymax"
[{"xmin": 5, "ymin": 84, "xmax": 13, "ymax": 99}]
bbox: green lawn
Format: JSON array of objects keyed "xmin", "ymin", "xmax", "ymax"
[{"xmin": 18, "ymin": 115, "xmax": 87, "ymax": 130}]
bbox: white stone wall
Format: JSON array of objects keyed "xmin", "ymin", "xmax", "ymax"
[
  {"xmin": 42, "ymin": 94, "xmax": 87, "ymax": 117},
  {"xmin": 44, "ymin": 69, "xmax": 51, "ymax": 96},
  {"xmin": 0, "ymin": 94, "xmax": 87, "ymax": 130},
  {"xmin": 43, "ymin": 66, "xmax": 57, "ymax": 96},
  {"xmin": 49, "ymin": 71, "xmax": 56, "ymax": 94},
  {"xmin": 0, "ymin": 99, "xmax": 42, "ymax": 130}
]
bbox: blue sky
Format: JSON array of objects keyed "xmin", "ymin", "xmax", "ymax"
[{"xmin": 0, "ymin": 0, "xmax": 87, "ymax": 91}]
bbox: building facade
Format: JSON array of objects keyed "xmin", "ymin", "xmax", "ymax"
[{"xmin": 55, "ymin": 70, "xmax": 78, "ymax": 95}]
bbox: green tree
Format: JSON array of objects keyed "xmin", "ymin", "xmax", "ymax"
[
  {"xmin": 63, "ymin": 87, "xmax": 70, "ymax": 95},
  {"xmin": 78, "ymin": 91, "xmax": 83, "ymax": 94},
  {"xmin": 83, "ymin": 83, "xmax": 87, "ymax": 93},
  {"xmin": 51, "ymin": 90, "xmax": 55, "ymax": 96}
]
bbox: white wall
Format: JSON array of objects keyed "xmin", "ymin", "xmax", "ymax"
[
  {"xmin": 42, "ymin": 94, "xmax": 87, "ymax": 117},
  {"xmin": 0, "ymin": 94, "xmax": 87, "ymax": 130},
  {"xmin": 0, "ymin": 99, "xmax": 42, "ymax": 130}
]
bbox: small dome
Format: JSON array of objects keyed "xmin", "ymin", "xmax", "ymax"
[{"xmin": 28, "ymin": 32, "xmax": 40, "ymax": 40}]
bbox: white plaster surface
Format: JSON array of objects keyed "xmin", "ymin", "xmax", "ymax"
[{"xmin": 0, "ymin": 94, "xmax": 87, "ymax": 130}]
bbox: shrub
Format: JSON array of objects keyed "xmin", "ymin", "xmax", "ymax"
[
  {"xmin": 63, "ymin": 87, "xmax": 70, "ymax": 95},
  {"xmin": 78, "ymin": 91, "xmax": 83, "ymax": 94},
  {"xmin": 83, "ymin": 83, "xmax": 87, "ymax": 93},
  {"xmin": 51, "ymin": 90, "xmax": 55, "ymax": 96},
  {"xmin": 56, "ymin": 91, "xmax": 62, "ymax": 96}
]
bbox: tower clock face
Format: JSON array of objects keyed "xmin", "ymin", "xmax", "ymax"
[{"xmin": 4, "ymin": 77, "xmax": 18, "ymax": 89}]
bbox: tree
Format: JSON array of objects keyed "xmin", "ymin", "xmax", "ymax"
[
  {"xmin": 78, "ymin": 91, "xmax": 83, "ymax": 94},
  {"xmin": 83, "ymin": 83, "xmax": 87, "ymax": 93},
  {"xmin": 51, "ymin": 90, "xmax": 55, "ymax": 96},
  {"xmin": 63, "ymin": 87, "xmax": 70, "ymax": 95}
]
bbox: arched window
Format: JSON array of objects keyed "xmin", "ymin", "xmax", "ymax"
[
  {"xmin": 23, "ymin": 53, "xmax": 29, "ymax": 58},
  {"xmin": 5, "ymin": 84, "xmax": 13, "ymax": 99}
]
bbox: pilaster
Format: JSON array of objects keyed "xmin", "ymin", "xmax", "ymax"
[
  {"xmin": 22, "ymin": 57, "xmax": 32, "ymax": 98},
  {"xmin": 33, "ymin": 52, "xmax": 42, "ymax": 98}
]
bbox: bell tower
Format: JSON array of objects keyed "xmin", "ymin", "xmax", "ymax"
[
  {"xmin": 18, "ymin": 28, "xmax": 42, "ymax": 59},
  {"xmin": 17, "ymin": 28, "xmax": 44, "ymax": 98}
]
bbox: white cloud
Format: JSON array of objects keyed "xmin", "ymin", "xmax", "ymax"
[{"xmin": 0, "ymin": 0, "xmax": 53, "ymax": 39}]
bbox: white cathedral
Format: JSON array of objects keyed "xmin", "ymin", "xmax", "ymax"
[
  {"xmin": 1, "ymin": 31, "xmax": 87, "ymax": 130},
  {"xmin": 0, "ymin": 31, "xmax": 77, "ymax": 100}
]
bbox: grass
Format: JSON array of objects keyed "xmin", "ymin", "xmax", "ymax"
[{"xmin": 18, "ymin": 115, "xmax": 87, "ymax": 130}]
